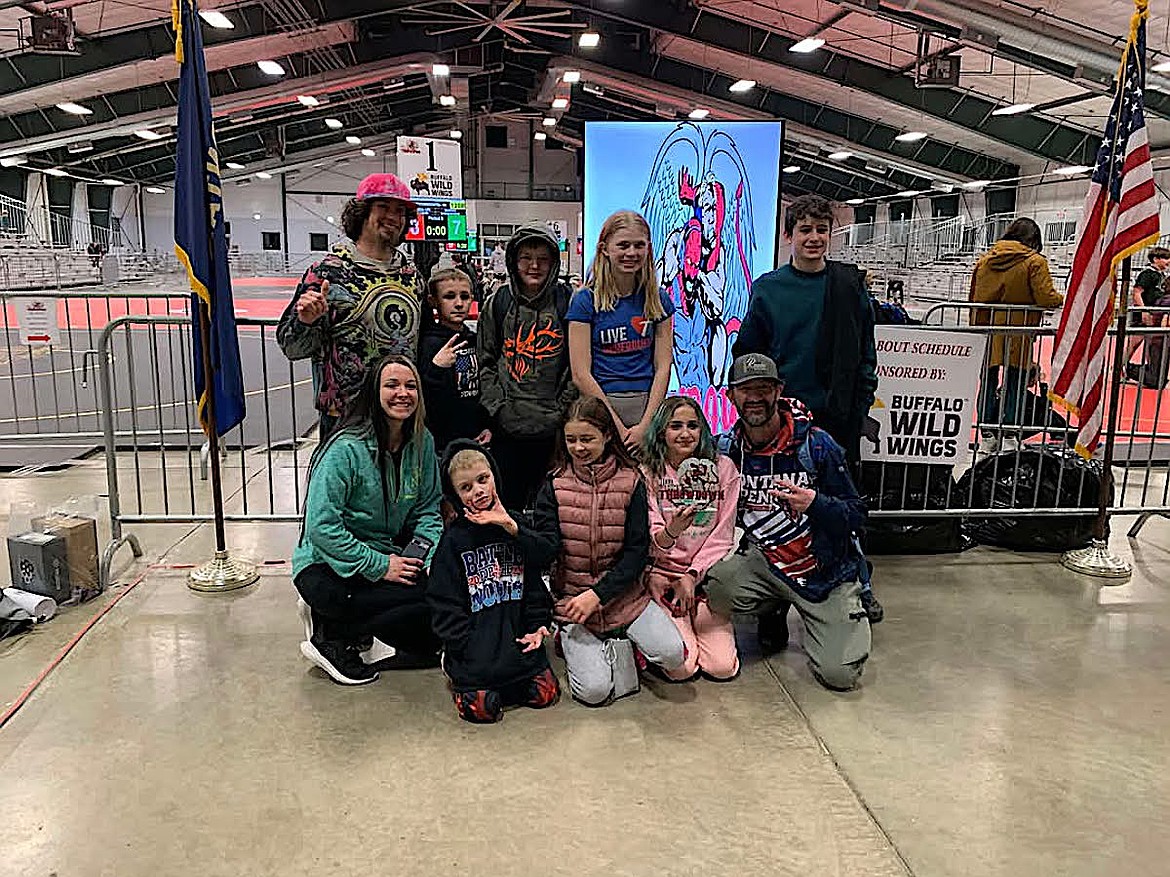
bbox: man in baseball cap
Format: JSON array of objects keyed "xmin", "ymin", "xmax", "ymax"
[
  {"xmin": 279, "ymin": 172, "xmax": 424, "ymax": 440},
  {"xmin": 704, "ymin": 353, "xmax": 872, "ymax": 691}
]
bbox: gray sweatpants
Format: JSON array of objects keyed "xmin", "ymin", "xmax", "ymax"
[
  {"xmin": 559, "ymin": 601, "xmax": 686, "ymax": 706},
  {"xmin": 705, "ymin": 546, "xmax": 871, "ymax": 691}
]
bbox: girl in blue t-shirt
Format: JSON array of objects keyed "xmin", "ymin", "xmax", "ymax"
[{"xmin": 568, "ymin": 210, "xmax": 675, "ymax": 451}]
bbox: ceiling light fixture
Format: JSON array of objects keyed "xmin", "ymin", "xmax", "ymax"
[
  {"xmin": 439, "ymin": 94, "xmax": 456, "ymax": 106},
  {"xmin": 56, "ymin": 102, "xmax": 92, "ymax": 116},
  {"xmin": 828, "ymin": 150, "xmax": 853, "ymax": 161},
  {"xmin": 783, "ymin": 165, "xmax": 801, "ymax": 173},
  {"xmin": 991, "ymin": 102, "xmax": 1035, "ymax": 116},
  {"xmin": 542, "ymin": 117, "xmax": 557, "ymax": 127},
  {"xmin": 361, "ymin": 148, "xmax": 376, "ymax": 157},
  {"xmin": 257, "ymin": 60, "xmax": 285, "ymax": 76},
  {"xmin": 579, "ymin": 31, "xmax": 600, "ymax": 48},
  {"xmin": 895, "ymin": 131, "xmax": 928, "ymax": 142},
  {"xmin": 846, "ymin": 198, "xmax": 865, "ymax": 205},
  {"xmin": 689, "ymin": 108, "xmax": 710, "ymax": 120},
  {"xmin": 101, "ymin": 178, "xmax": 123, "ymax": 186},
  {"xmin": 1053, "ymin": 164, "xmax": 1094, "ymax": 175},
  {"xmin": 789, "ymin": 37, "xmax": 826, "ymax": 53},
  {"xmin": 297, "ymin": 95, "xmax": 320, "ymax": 107},
  {"xmin": 252, "ymin": 213, "xmax": 262, "ymax": 221},
  {"xmin": 146, "ymin": 186, "xmax": 166, "ymax": 194},
  {"xmin": 729, "ymin": 79, "xmax": 756, "ymax": 93},
  {"xmin": 449, "ymin": 130, "xmax": 463, "ymax": 139},
  {"xmin": 325, "ymin": 118, "xmax": 343, "ymax": 130},
  {"xmin": 43, "ymin": 168, "xmax": 69, "ymax": 177},
  {"xmin": 552, "ymin": 97, "xmax": 569, "ymax": 109},
  {"xmin": 255, "ymin": 171, "xmax": 273, "ymax": 180},
  {"xmin": 345, "ymin": 135, "xmax": 361, "ymax": 145},
  {"xmin": 563, "ymin": 71, "xmax": 581, "ymax": 83},
  {"xmin": 895, "ymin": 189, "xmax": 922, "ymax": 197},
  {"xmin": 326, "ymin": 216, "xmax": 335, "ymax": 224},
  {"xmin": 225, "ymin": 162, "xmax": 245, "ymax": 170},
  {"xmin": 198, "ymin": 10, "xmax": 234, "ymax": 28},
  {"xmin": 534, "ymin": 131, "xmax": 547, "ymax": 141},
  {"xmin": 963, "ymin": 180, "xmax": 991, "ymax": 190},
  {"xmin": 0, "ymin": 156, "xmax": 27, "ymax": 166},
  {"xmin": 134, "ymin": 129, "xmax": 164, "ymax": 141},
  {"xmin": 432, "ymin": 63, "xmax": 450, "ymax": 76}
]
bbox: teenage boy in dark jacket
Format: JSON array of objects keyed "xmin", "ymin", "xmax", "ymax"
[
  {"xmin": 477, "ymin": 223, "xmax": 577, "ymax": 510},
  {"xmin": 733, "ymin": 194, "xmax": 883, "ymax": 624},
  {"xmin": 706, "ymin": 354, "xmax": 872, "ymax": 691},
  {"xmin": 428, "ymin": 440, "xmax": 561, "ymax": 723}
]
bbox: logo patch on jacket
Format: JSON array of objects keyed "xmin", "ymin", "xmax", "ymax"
[
  {"xmin": 504, "ymin": 317, "xmax": 563, "ymax": 382},
  {"xmin": 461, "ymin": 542, "xmax": 525, "ymax": 612}
]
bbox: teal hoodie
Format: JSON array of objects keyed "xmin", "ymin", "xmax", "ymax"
[{"xmin": 292, "ymin": 427, "xmax": 443, "ymax": 581}]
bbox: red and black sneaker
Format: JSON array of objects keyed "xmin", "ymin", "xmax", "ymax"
[
  {"xmin": 524, "ymin": 667, "xmax": 561, "ymax": 709},
  {"xmin": 453, "ymin": 689, "xmax": 503, "ymax": 724}
]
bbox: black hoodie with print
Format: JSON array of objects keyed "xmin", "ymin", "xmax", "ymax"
[
  {"xmin": 418, "ymin": 320, "xmax": 491, "ymax": 453},
  {"xmin": 427, "ymin": 440, "xmax": 558, "ymax": 692}
]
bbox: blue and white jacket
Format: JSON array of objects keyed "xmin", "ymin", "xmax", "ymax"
[{"xmin": 717, "ymin": 399, "xmax": 866, "ymax": 602}]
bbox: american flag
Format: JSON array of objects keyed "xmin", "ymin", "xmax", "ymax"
[{"xmin": 1049, "ymin": 0, "xmax": 1160, "ymax": 459}]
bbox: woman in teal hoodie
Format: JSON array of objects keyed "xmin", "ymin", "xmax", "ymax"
[{"xmin": 293, "ymin": 354, "xmax": 444, "ymax": 685}]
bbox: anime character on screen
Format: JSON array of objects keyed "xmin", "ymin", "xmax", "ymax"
[{"xmin": 642, "ymin": 123, "xmax": 756, "ymax": 398}]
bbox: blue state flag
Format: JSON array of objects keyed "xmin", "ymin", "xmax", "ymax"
[{"xmin": 172, "ymin": 0, "xmax": 245, "ymax": 436}]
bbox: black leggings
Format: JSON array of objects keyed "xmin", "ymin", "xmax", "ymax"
[{"xmin": 294, "ymin": 563, "xmax": 440, "ymax": 655}]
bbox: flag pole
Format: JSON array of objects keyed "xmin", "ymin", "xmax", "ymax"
[
  {"xmin": 1061, "ymin": 257, "xmax": 1133, "ymax": 580},
  {"xmin": 188, "ymin": 282, "xmax": 258, "ymax": 594}
]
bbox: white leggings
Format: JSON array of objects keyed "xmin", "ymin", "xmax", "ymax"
[{"xmin": 559, "ymin": 601, "xmax": 686, "ymax": 706}]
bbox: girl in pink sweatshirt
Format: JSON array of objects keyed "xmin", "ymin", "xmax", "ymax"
[{"xmin": 641, "ymin": 396, "xmax": 741, "ymax": 681}]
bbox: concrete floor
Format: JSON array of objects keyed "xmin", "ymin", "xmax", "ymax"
[{"xmin": 2, "ymin": 459, "xmax": 1170, "ymax": 876}]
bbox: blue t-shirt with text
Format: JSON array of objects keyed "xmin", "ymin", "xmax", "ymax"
[{"xmin": 567, "ymin": 286, "xmax": 675, "ymax": 393}]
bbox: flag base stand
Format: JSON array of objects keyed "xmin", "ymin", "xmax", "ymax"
[
  {"xmin": 188, "ymin": 550, "xmax": 259, "ymax": 593},
  {"xmin": 1060, "ymin": 539, "xmax": 1132, "ymax": 581}
]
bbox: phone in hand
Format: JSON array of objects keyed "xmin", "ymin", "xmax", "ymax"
[{"xmin": 401, "ymin": 534, "xmax": 434, "ymax": 562}]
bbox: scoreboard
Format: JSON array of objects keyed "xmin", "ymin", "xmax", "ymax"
[{"xmin": 405, "ymin": 198, "xmax": 468, "ymax": 243}]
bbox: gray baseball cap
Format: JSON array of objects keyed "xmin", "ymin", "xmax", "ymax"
[{"xmin": 728, "ymin": 353, "xmax": 782, "ymax": 387}]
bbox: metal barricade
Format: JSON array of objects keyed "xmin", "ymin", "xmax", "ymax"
[
  {"xmin": 94, "ymin": 314, "xmax": 316, "ymax": 587},
  {"xmin": 861, "ymin": 302, "xmax": 1170, "ymax": 526}
]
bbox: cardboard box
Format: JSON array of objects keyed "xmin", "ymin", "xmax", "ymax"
[
  {"xmin": 8, "ymin": 532, "xmax": 72, "ymax": 602},
  {"xmin": 33, "ymin": 513, "xmax": 98, "ymax": 594}
]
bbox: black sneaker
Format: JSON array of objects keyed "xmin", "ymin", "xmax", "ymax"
[
  {"xmin": 861, "ymin": 589, "xmax": 884, "ymax": 624},
  {"xmin": 300, "ymin": 636, "xmax": 379, "ymax": 685},
  {"xmin": 757, "ymin": 605, "xmax": 791, "ymax": 655}
]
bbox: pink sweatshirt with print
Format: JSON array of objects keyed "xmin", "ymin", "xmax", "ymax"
[{"xmin": 645, "ymin": 455, "xmax": 741, "ymax": 580}]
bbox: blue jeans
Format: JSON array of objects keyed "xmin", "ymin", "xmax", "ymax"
[{"xmin": 980, "ymin": 365, "xmax": 1026, "ymax": 428}]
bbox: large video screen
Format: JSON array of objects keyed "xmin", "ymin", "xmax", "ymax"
[{"xmin": 584, "ymin": 121, "xmax": 784, "ymax": 433}]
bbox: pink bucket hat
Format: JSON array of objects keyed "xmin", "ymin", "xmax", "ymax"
[{"xmin": 355, "ymin": 173, "xmax": 419, "ymax": 209}]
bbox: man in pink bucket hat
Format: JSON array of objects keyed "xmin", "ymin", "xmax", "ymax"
[{"xmin": 279, "ymin": 172, "xmax": 423, "ymax": 439}]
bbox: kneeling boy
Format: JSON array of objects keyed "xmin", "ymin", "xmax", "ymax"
[{"xmin": 428, "ymin": 440, "xmax": 561, "ymax": 723}]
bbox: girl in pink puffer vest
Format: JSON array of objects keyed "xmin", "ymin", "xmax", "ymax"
[{"xmin": 533, "ymin": 397, "xmax": 686, "ymax": 706}]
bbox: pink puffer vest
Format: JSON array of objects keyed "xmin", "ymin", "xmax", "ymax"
[{"xmin": 553, "ymin": 454, "xmax": 649, "ymax": 635}]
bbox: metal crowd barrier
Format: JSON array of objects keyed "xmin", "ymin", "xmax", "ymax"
[
  {"xmin": 861, "ymin": 302, "xmax": 1170, "ymax": 528},
  {"xmin": 80, "ymin": 304, "xmax": 1170, "ymax": 587},
  {"xmin": 95, "ymin": 314, "xmax": 315, "ymax": 587}
]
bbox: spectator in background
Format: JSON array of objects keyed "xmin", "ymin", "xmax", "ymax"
[
  {"xmin": 733, "ymin": 194, "xmax": 882, "ymax": 627},
  {"xmin": 477, "ymin": 224, "xmax": 577, "ymax": 511},
  {"xmin": 970, "ymin": 217, "xmax": 1064, "ymax": 455},
  {"xmin": 278, "ymin": 173, "xmax": 422, "ymax": 441},
  {"xmin": 1125, "ymin": 246, "xmax": 1170, "ymax": 367}
]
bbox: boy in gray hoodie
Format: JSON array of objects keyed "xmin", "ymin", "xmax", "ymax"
[{"xmin": 477, "ymin": 224, "xmax": 577, "ymax": 509}]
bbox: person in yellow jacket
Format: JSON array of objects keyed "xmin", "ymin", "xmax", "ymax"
[{"xmin": 969, "ymin": 218, "xmax": 1064, "ymax": 454}]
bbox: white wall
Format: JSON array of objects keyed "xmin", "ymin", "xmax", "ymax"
[{"xmin": 472, "ymin": 198, "xmax": 583, "ymax": 275}]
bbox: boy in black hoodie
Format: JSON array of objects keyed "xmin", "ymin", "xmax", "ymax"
[
  {"xmin": 428, "ymin": 440, "xmax": 561, "ymax": 723},
  {"xmin": 418, "ymin": 268, "xmax": 492, "ymax": 453}
]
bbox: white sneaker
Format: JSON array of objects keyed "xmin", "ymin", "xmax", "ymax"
[
  {"xmin": 360, "ymin": 637, "xmax": 397, "ymax": 666},
  {"xmin": 296, "ymin": 597, "xmax": 313, "ymax": 642},
  {"xmin": 978, "ymin": 434, "xmax": 1001, "ymax": 455}
]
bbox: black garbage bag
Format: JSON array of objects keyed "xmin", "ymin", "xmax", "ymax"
[
  {"xmin": 859, "ymin": 462, "xmax": 967, "ymax": 554},
  {"xmin": 957, "ymin": 444, "xmax": 1105, "ymax": 551}
]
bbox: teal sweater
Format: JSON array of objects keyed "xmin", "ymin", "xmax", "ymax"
[{"xmin": 292, "ymin": 427, "xmax": 444, "ymax": 581}]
